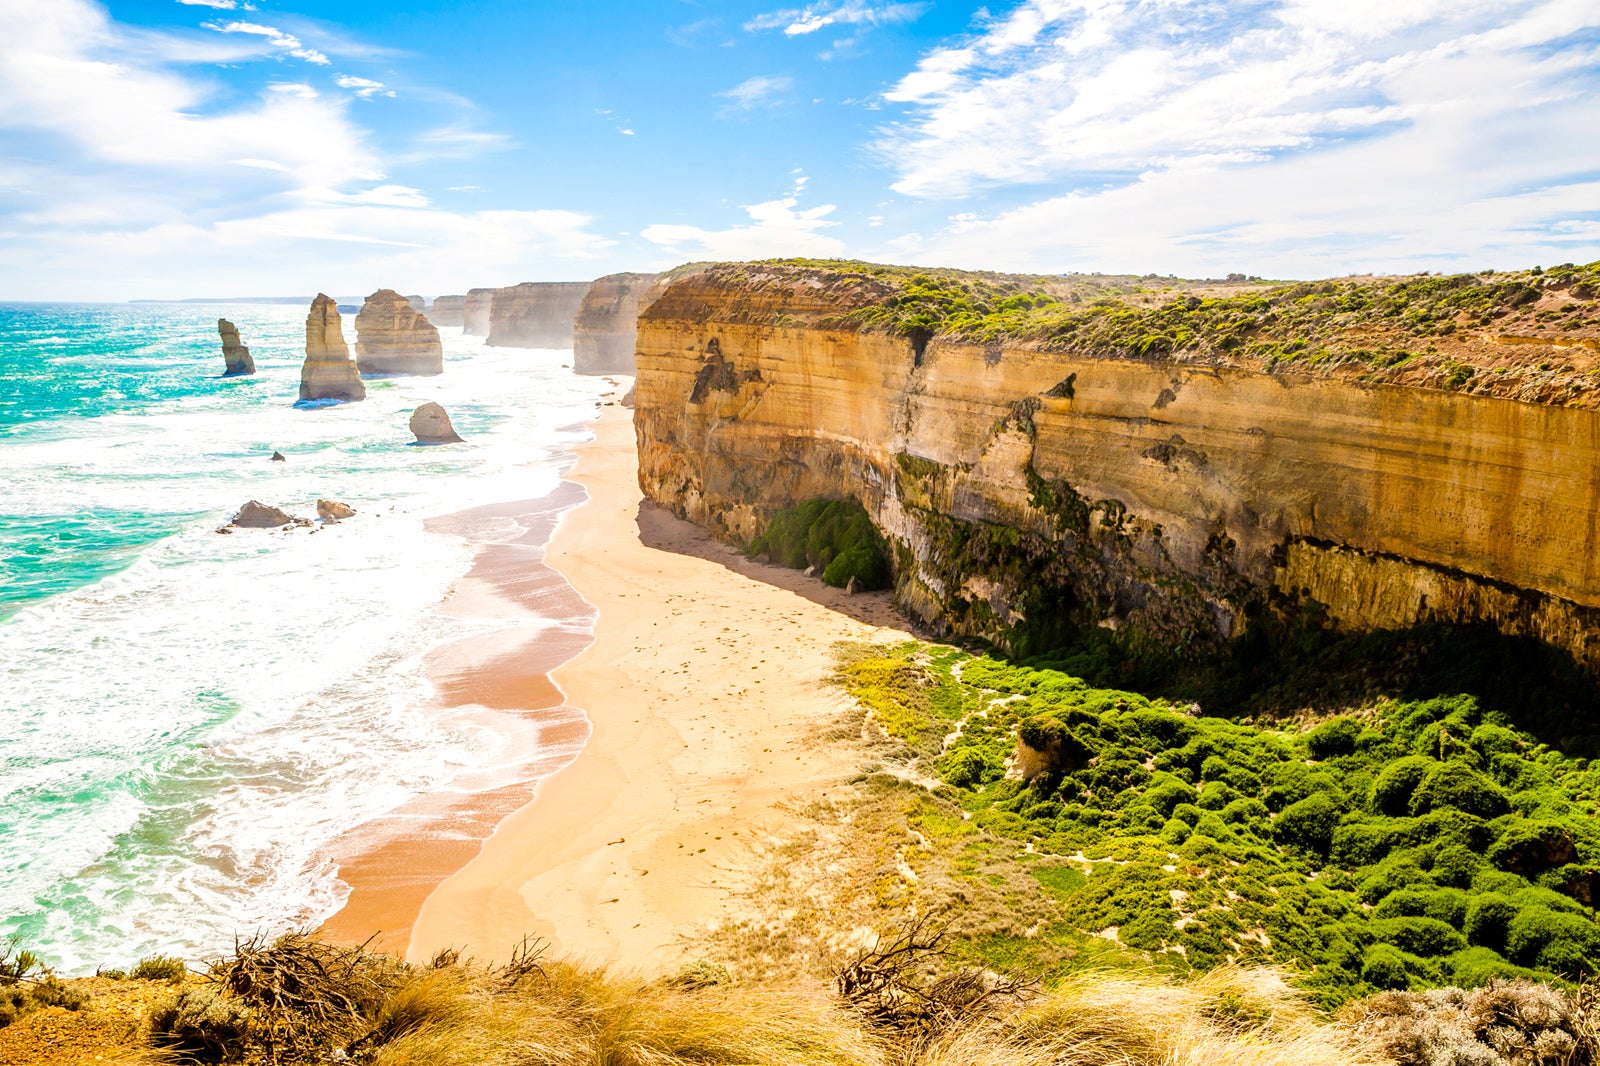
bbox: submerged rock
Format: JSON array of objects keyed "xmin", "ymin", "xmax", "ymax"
[
  {"xmin": 410, "ymin": 402, "xmax": 464, "ymax": 444},
  {"xmin": 317, "ymin": 499, "xmax": 356, "ymax": 522},
  {"xmin": 217, "ymin": 318, "xmax": 255, "ymax": 376},
  {"xmin": 299, "ymin": 294, "xmax": 366, "ymax": 402},
  {"xmin": 354, "ymin": 289, "xmax": 444, "ymax": 376},
  {"xmin": 270, "ymin": 451, "xmax": 286, "ymax": 462},
  {"xmin": 232, "ymin": 500, "xmax": 295, "ymax": 528}
]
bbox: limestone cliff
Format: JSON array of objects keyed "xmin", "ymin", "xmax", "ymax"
[
  {"xmin": 635, "ymin": 260, "xmax": 1600, "ymax": 669},
  {"xmin": 217, "ymin": 318, "xmax": 255, "ymax": 376},
  {"xmin": 300, "ymin": 294, "xmax": 365, "ymax": 402},
  {"xmin": 462, "ymin": 288, "xmax": 494, "ymax": 336},
  {"xmin": 485, "ymin": 282, "xmax": 590, "ymax": 349},
  {"xmin": 428, "ymin": 295, "xmax": 465, "ymax": 328},
  {"xmin": 574, "ymin": 273, "xmax": 658, "ymax": 374},
  {"xmin": 354, "ymin": 289, "xmax": 444, "ymax": 376}
]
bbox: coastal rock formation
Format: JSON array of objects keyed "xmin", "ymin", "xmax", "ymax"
[
  {"xmin": 217, "ymin": 319, "xmax": 255, "ymax": 376},
  {"xmin": 232, "ymin": 500, "xmax": 294, "ymax": 528},
  {"xmin": 406, "ymin": 294, "xmax": 427, "ymax": 313},
  {"xmin": 317, "ymin": 499, "xmax": 356, "ymax": 521},
  {"xmin": 635, "ymin": 261, "xmax": 1600, "ymax": 670},
  {"xmin": 428, "ymin": 295, "xmax": 465, "ymax": 328},
  {"xmin": 354, "ymin": 289, "xmax": 444, "ymax": 376},
  {"xmin": 299, "ymin": 294, "xmax": 366, "ymax": 402},
  {"xmin": 462, "ymin": 288, "xmax": 495, "ymax": 336},
  {"xmin": 574, "ymin": 273, "xmax": 658, "ymax": 374},
  {"xmin": 410, "ymin": 401, "xmax": 463, "ymax": 444},
  {"xmin": 485, "ymin": 282, "xmax": 590, "ymax": 349}
]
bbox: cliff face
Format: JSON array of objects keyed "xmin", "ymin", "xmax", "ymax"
[
  {"xmin": 300, "ymin": 294, "xmax": 365, "ymax": 402},
  {"xmin": 485, "ymin": 282, "xmax": 590, "ymax": 349},
  {"xmin": 353, "ymin": 289, "xmax": 444, "ymax": 376},
  {"xmin": 635, "ymin": 262, "xmax": 1600, "ymax": 668},
  {"xmin": 462, "ymin": 289, "xmax": 494, "ymax": 336},
  {"xmin": 573, "ymin": 273, "xmax": 658, "ymax": 375},
  {"xmin": 428, "ymin": 295, "xmax": 465, "ymax": 328}
]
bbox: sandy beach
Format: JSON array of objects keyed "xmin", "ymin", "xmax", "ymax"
[{"xmin": 328, "ymin": 378, "xmax": 913, "ymax": 970}]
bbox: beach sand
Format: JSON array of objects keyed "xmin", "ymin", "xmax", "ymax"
[{"xmin": 329, "ymin": 379, "xmax": 913, "ymax": 970}]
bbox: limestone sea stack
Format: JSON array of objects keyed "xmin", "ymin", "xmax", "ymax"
[
  {"xmin": 427, "ymin": 295, "xmax": 465, "ymax": 328},
  {"xmin": 353, "ymin": 289, "xmax": 444, "ymax": 376},
  {"xmin": 299, "ymin": 294, "xmax": 366, "ymax": 402},
  {"xmin": 217, "ymin": 318, "xmax": 255, "ymax": 376},
  {"xmin": 406, "ymin": 294, "xmax": 427, "ymax": 313},
  {"xmin": 462, "ymin": 288, "xmax": 495, "ymax": 336},
  {"xmin": 485, "ymin": 281, "xmax": 590, "ymax": 349},
  {"xmin": 410, "ymin": 401, "xmax": 463, "ymax": 444}
]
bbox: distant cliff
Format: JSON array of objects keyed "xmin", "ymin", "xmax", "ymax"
[
  {"xmin": 635, "ymin": 260, "xmax": 1600, "ymax": 669},
  {"xmin": 572, "ymin": 267, "xmax": 706, "ymax": 375},
  {"xmin": 485, "ymin": 282, "xmax": 590, "ymax": 349},
  {"xmin": 463, "ymin": 288, "xmax": 495, "ymax": 336},
  {"xmin": 428, "ymin": 295, "xmax": 465, "ymax": 328}
]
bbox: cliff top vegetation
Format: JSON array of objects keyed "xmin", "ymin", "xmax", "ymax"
[{"xmin": 653, "ymin": 258, "xmax": 1600, "ymax": 406}]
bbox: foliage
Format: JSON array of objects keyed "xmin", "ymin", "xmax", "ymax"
[
  {"xmin": 1347, "ymin": 980, "xmax": 1600, "ymax": 1065},
  {"xmin": 838, "ymin": 644, "xmax": 1600, "ymax": 1006},
  {"xmin": 750, "ymin": 498, "xmax": 891, "ymax": 590},
  {"xmin": 0, "ymin": 938, "xmax": 85, "ymax": 1030},
  {"xmin": 131, "ymin": 953, "xmax": 189, "ymax": 983}
]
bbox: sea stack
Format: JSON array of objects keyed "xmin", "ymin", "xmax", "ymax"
[
  {"xmin": 354, "ymin": 289, "xmax": 444, "ymax": 376},
  {"xmin": 427, "ymin": 295, "xmax": 465, "ymax": 328},
  {"xmin": 410, "ymin": 402, "xmax": 463, "ymax": 444},
  {"xmin": 299, "ymin": 294, "xmax": 366, "ymax": 402},
  {"xmin": 217, "ymin": 319, "xmax": 255, "ymax": 376},
  {"xmin": 462, "ymin": 288, "xmax": 495, "ymax": 336},
  {"xmin": 484, "ymin": 282, "xmax": 590, "ymax": 348}
]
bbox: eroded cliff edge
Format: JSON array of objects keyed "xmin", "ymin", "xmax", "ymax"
[{"xmin": 635, "ymin": 260, "xmax": 1600, "ymax": 670}]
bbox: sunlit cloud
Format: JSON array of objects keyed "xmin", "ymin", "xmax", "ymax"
[
  {"xmin": 202, "ymin": 19, "xmax": 329, "ymax": 64},
  {"xmin": 642, "ymin": 195, "xmax": 844, "ymax": 259},
  {"xmin": 746, "ymin": 1, "xmax": 928, "ymax": 37},
  {"xmin": 336, "ymin": 74, "xmax": 394, "ymax": 99},
  {"xmin": 717, "ymin": 74, "xmax": 794, "ymax": 111}
]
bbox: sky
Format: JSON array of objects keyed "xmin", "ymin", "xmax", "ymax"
[{"xmin": 0, "ymin": 0, "xmax": 1597, "ymax": 299}]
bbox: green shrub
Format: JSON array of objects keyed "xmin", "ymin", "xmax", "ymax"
[
  {"xmin": 1447, "ymin": 946, "xmax": 1539, "ymax": 986},
  {"xmin": 132, "ymin": 954, "xmax": 188, "ymax": 983},
  {"xmin": 748, "ymin": 499, "xmax": 890, "ymax": 590},
  {"xmin": 1487, "ymin": 821, "xmax": 1577, "ymax": 874},
  {"xmin": 1274, "ymin": 793, "xmax": 1340, "ymax": 855},
  {"xmin": 1409, "ymin": 761, "xmax": 1509, "ymax": 818},
  {"xmin": 1371, "ymin": 916, "xmax": 1466, "ymax": 957},
  {"xmin": 1306, "ymin": 717, "xmax": 1362, "ymax": 758},
  {"xmin": 1361, "ymin": 944, "xmax": 1412, "ymax": 989},
  {"xmin": 1505, "ymin": 907, "xmax": 1600, "ymax": 970},
  {"xmin": 1462, "ymin": 892, "xmax": 1516, "ymax": 953},
  {"xmin": 1370, "ymin": 756, "xmax": 1434, "ymax": 815}
]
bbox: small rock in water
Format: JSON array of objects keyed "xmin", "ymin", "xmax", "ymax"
[
  {"xmin": 317, "ymin": 499, "xmax": 356, "ymax": 522},
  {"xmin": 231, "ymin": 500, "xmax": 295, "ymax": 528},
  {"xmin": 409, "ymin": 401, "xmax": 464, "ymax": 444},
  {"xmin": 270, "ymin": 451, "xmax": 286, "ymax": 462}
]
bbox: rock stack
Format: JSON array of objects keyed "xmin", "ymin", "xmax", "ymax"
[
  {"xmin": 428, "ymin": 295, "xmax": 465, "ymax": 328},
  {"xmin": 217, "ymin": 318, "xmax": 255, "ymax": 376},
  {"xmin": 299, "ymin": 294, "xmax": 366, "ymax": 402},
  {"xmin": 462, "ymin": 288, "xmax": 495, "ymax": 336},
  {"xmin": 410, "ymin": 402, "xmax": 463, "ymax": 444},
  {"xmin": 406, "ymin": 294, "xmax": 427, "ymax": 313},
  {"xmin": 354, "ymin": 289, "xmax": 444, "ymax": 376}
]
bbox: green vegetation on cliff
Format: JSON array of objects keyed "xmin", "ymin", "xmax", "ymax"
[
  {"xmin": 839, "ymin": 642, "xmax": 1600, "ymax": 1006},
  {"xmin": 749, "ymin": 498, "xmax": 891, "ymax": 590}
]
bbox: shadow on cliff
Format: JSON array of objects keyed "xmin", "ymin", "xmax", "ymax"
[
  {"xmin": 1025, "ymin": 617, "xmax": 1600, "ymax": 757},
  {"xmin": 634, "ymin": 501, "xmax": 914, "ymax": 633}
]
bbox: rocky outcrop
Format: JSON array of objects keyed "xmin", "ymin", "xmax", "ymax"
[
  {"xmin": 634, "ymin": 261, "xmax": 1600, "ymax": 670},
  {"xmin": 428, "ymin": 295, "xmax": 465, "ymax": 328},
  {"xmin": 463, "ymin": 288, "xmax": 495, "ymax": 336},
  {"xmin": 574, "ymin": 273, "xmax": 658, "ymax": 374},
  {"xmin": 232, "ymin": 501, "xmax": 295, "ymax": 528},
  {"xmin": 406, "ymin": 294, "xmax": 427, "ymax": 313},
  {"xmin": 317, "ymin": 499, "xmax": 356, "ymax": 521},
  {"xmin": 485, "ymin": 282, "xmax": 590, "ymax": 349},
  {"xmin": 354, "ymin": 289, "xmax": 444, "ymax": 376},
  {"xmin": 409, "ymin": 402, "xmax": 463, "ymax": 444},
  {"xmin": 217, "ymin": 318, "xmax": 255, "ymax": 376},
  {"xmin": 299, "ymin": 294, "xmax": 365, "ymax": 402}
]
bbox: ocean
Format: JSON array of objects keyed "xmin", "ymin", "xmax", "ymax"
[{"xmin": 0, "ymin": 302, "xmax": 604, "ymax": 973}]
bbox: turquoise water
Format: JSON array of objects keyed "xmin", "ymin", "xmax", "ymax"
[{"xmin": 0, "ymin": 303, "xmax": 603, "ymax": 971}]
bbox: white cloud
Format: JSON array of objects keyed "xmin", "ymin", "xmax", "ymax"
[
  {"xmin": 873, "ymin": 0, "xmax": 1600, "ymax": 274},
  {"xmin": 642, "ymin": 196, "xmax": 845, "ymax": 259},
  {"xmin": 336, "ymin": 74, "xmax": 394, "ymax": 99},
  {"xmin": 718, "ymin": 74, "xmax": 794, "ymax": 110},
  {"xmin": 203, "ymin": 19, "xmax": 329, "ymax": 65},
  {"xmin": 176, "ymin": 0, "xmax": 254, "ymax": 9},
  {"xmin": 746, "ymin": 1, "xmax": 928, "ymax": 37}
]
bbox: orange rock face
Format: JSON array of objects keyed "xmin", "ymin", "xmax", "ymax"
[
  {"xmin": 299, "ymin": 294, "xmax": 365, "ymax": 402},
  {"xmin": 354, "ymin": 289, "xmax": 444, "ymax": 376}
]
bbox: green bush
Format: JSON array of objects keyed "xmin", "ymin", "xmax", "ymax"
[
  {"xmin": 1369, "ymin": 916, "xmax": 1466, "ymax": 957},
  {"xmin": 132, "ymin": 954, "xmax": 188, "ymax": 983},
  {"xmin": 1409, "ymin": 761, "xmax": 1509, "ymax": 818},
  {"xmin": 1370, "ymin": 756, "xmax": 1434, "ymax": 815},
  {"xmin": 1361, "ymin": 944, "xmax": 1412, "ymax": 990},
  {"xmin": 1306, "ymin": 717, "xmax": 1362, "ymax": 758},
  {"xmin": 749, "ymin": 498, "xmax": 891, "ymax": 590},
  {"xmin": 1447, "ymin": 946, "xmax": 1539, "ymax": 986},
  {"xmin": 1274, "ymin": 793, "xmax": 1340, "ymax": 855},
  {"xmin": 1505, "ymin": 907, "xmax": 1600, "ymax": 969}
]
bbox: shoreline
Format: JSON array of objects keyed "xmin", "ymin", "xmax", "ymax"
[{"xmin": 388, "ymin": 386, "xmax": 912, "ymax": 969}]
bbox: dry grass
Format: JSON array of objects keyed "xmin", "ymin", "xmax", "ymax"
[{"xmin": 1345, "ymin": 980, "xmax": 1600, "ymax": 1065}]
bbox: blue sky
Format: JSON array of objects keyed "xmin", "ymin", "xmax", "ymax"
[{"xmin": 1, "ymin": 0, "xmax": 1597, "ymax": 299}]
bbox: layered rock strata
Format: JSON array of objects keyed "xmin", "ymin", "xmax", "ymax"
[
  {"xmin": 485, "ymin": 282, "xmax": 590, "ymax": 349},
  {"xmin": 406, "ymin": 294, "xmax": 427, "ymax": 313},
  {"xmin": 409, "ymin": 402, "xmax": 463, "ymax": 444},
  {"xmin": 462, "ymin": 288, "xmax": 495, "ymax": 336},
  {"xmin": 300, "ymin": 294, "xmax": 365, "ymax": 402},
  {"xmin": 354, "ymin": 289, "xmax": 444, "ymax": 376},
  {"xmin": 635, "ymin": 262, "xmax": 1600, "ymax": 669},
  {"xmin": 573, "ymin": 272, "xmax": 658, "ymax": 374},
  {"xmin": 217, "ymin": 318, "xmax": 255, "ymax": 376},
  {"xmin": 428, "ymin": 295, "xmax": 465, "ymax": 328}
]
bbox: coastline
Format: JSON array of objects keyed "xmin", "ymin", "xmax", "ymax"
[{"xmin": 393, "ymin": 383, "xmax": 913, "ymax": 970}]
